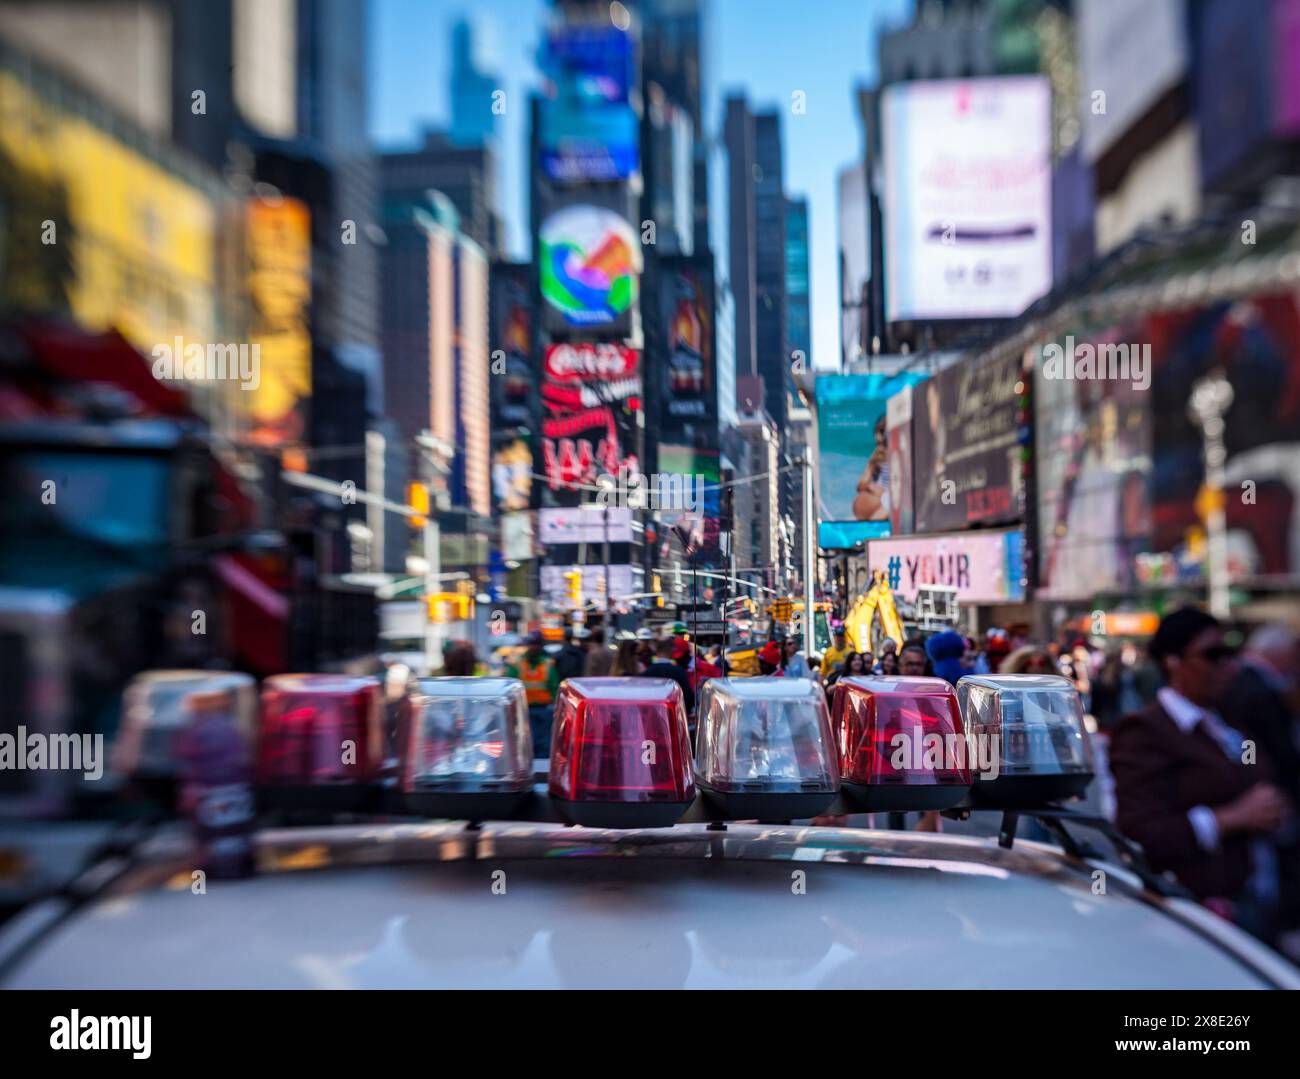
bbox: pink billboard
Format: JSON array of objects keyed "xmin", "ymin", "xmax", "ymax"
[{"xmin": 866, "ymin": 529, "xmax": 1025, "ymax": 604}]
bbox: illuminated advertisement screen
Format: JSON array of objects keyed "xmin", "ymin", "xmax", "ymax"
[
  {"xmin": 883, "ymin": 76, "xmax": 1052, "ymax": 321},
  {"xmin": 246, "ymin": 196, "xmax": 311, "ymax": 447},
  {"xmin": 1036, "ymin": 291, "xmax": 1300, "ymax": 598},
  {"xmin": 912, "ymin": 351, "xmax": 1023, "ymax": 534},
  {"xmin": 658, "ymin": 443, "xmax": 722, "ymax": 566},
  {"xmin": 541, "ymin": 343, "xmax": 642, "ymax": 502},
  {"xmin": 539, "ymin": 203, "xmax": 641, "ymax": 333},
  {"xmin": 540, "ymin": 26, "xmax": 638, "ymax": 182},
  {"xmin": 815, "ymin": 371, "xmax": 926, "ymax": 548},
  {"xmin": 658, "ymin": 257, "xmax": 717, "ymax": 441},
  {"xmin": 489, "ymin": 262, "xmax": 534, "ymax": 511},
  {"xmin": 867, "ymin": 529, "xmax": 1026, "ymax": 604}
]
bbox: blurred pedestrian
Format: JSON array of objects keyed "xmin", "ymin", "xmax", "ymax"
[
  {"xmin": 821, "ymin": 627, "xmax": 849, "ymax": 676},
  {"xmin": 583, "ymin": 627, "xmax": 613, "ymax": 676},
  {"xmin": 1110, "ymin": 607, "xmax": 1289, "ymax": 943},
  {"xmin": 877, "ymin": 649, "xmax": 900, "ymax": 676},
  {"xmin": 1000, "ymin": 646, "xmax": 1055, "ymax": 675},
  {"xmin": 443, "ymin": 641, "xmax": 478, "ymax": 677},
  {"xmin": 830, "ymin": 651, "xmax": 869, "ymax": 687},
  {"xmin": 612, "ymin": 638, "xmax": 643, "ymax": 676},
  {"xmin": 507, "ymin": 632, "xmax": 559, "ymax": 752},
  {"xmin": 976, "ymin": 630, "xmax": 1011, "ymax": 674},
  {"xmin": 634, "ymin": 627, "xmax": 656, "ymax": 670},
  {"xmin": 757, "ymin": 640, "xmax": 784, "ymax": 676},
  {"xmin": 1222, "ymin": 623, "xmax": 1300, "ymax": 937},
  {"xmin": 783, "ymin": 636, "xmax": 811, "ymax": 679},
  {"xmin": 926, "ymin": 629, "xmax": 972, "ymax": 685},
  {"xmin": 1092, "ymin": 641, "xmax": 1160, "ymax": 730},
  {"xmin": 554, "ymin": 627, "xmax": 587, "ymax": 683},
  {"xmin": 689, "ymin": 641, "xmax": 722, "ymax": 692},
  {"xmin": 644, "ymin": 637, "xmax": 696, "ymax": 714},
  {"xmin": 898, "ymin": 642, "xmax": 929, "ymax": 677}
]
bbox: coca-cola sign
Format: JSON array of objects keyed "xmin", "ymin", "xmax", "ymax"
[{"xmin": 544, "ymin": 342, "xmax": 638, "ymax": 382}]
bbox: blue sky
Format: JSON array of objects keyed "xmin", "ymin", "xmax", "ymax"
[{"xmin": 369, "ymin": 0, "xmax": 913, "ymax": 370}]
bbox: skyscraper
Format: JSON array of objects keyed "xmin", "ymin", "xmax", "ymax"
[
  {"xmin": 785, "ymin": 196, "xmax": 811, "ymax": 372},
  {"xmin": 753, "ymin": 112, "xmax": 788, "ymax": 431},
  {"xmin": 381, "ymin": 133, "xmax": 504, "ymax": 257},
  {"xmin": 378, "ymin": 193, "xmax": 489, "ymax": 518},
  {"xmin": 449, "ymin": 16, "xmax": 500, "ymax": 147}
]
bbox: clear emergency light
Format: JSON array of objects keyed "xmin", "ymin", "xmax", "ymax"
[
  {"xmin": 832, "ymin": 676, "xmax": 972, "ymax": 811},
  {"xmin": 257, "ymin": 674, "xmax": 384, "ymax": 810},
  {"xmin": 548, "ymin": 677, "xmax": 695, "ymax": 827},
  {"xmin": 400, "ymin": 677, "xmax": 533, "ymax": 818},
  {"xmin": 114, "ymin": 671, "xmax": 256, "ymax": 790},
  {"xmin": 956, "ymin": 674, "xmax": 1094, "ymax": 807},
  {"xmin": 694, "ymin": 678, "xmax": 839, "ymax": 819}
]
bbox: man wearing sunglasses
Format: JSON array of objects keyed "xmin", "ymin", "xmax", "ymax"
[{"xmin": 1110, "ymin": 607, "xmax": 1290, "ymax": 943}]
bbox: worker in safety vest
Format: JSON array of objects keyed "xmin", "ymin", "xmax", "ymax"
[{"xmin": 508, "ymin": 631, "xmax": 560, "ymax": 754}]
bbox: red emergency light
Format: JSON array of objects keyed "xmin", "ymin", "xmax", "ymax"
[
  {"xmin": 548, "ymin": 677, "xmax": 695, "ymax": 827},
  {"xmin": 257, "ymin": 674, "xmax": 384, "ymax": 810},
  {"xmin": 832, "ymin": 676, "xmax": 972, "ymax": 811}
]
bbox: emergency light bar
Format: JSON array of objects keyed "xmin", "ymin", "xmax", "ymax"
[
  {"xmin": 257, "ymin": 674, "xmax": 384, "ymax": 810},
  {"xmin": 400, "ymin": 677, "xmax": 533, "ymax": 818},
  {"xmin": 957, "ymin": 674, "xmax": 1094, "ymax": 807},
  {"xmin": 694, "ymin": 678, "xmax": 839, "ymax": 819},
  {"xmin": 832, "ymin": 676, "xmax": 972, "ymax": 811},
  {"xmin": 114, "ymin": 671, "xmax": 256, "ymax": 795},
  {"xmin": 548, "ymin": 678, "xmax": 695, "ymax": 827}
]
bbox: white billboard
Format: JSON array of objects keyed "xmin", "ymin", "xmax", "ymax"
[
  {"xmin": 540, "ymin": 564, "xmax": 640, "ymax": 606},
  {"xmin": 538, "ymin": 506, "xmax": 634, "ymax": 545},
  {"xmin": 883, "ymin": 76, "xmax": 1052, "ymax": 322},
  {"xmin": 1076, "ymin": 0, "xmax": 1187, "ymax": 164}
]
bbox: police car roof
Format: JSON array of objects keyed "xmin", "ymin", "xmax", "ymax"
[{"xmin": 4, "ymin": 823, "xmax": 1294, "ymax": 990}]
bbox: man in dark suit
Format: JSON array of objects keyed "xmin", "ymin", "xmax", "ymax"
[
  {"xmin": 1110, "ymin": 608, "xmax": 1289, "ymax": 941},
  {"xmin": 1223, "ymin": 625, "xmax": 1300, "ymax": 810},
  {"xmin": 1222, "ymin": 624, "xmax": 1300, "ymax": 935}
]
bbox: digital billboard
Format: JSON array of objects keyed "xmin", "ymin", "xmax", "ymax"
[
  {"xmin": 491, "ymin": 437, "xmax": 532, "ymax": 513},
  {"xmin": 867, "ymin": 529, "xmax": 1026, "ymax": 604},
  {"xmin": 1036, "ymin": 291, "xmax": 1300, "ymax": 599},
  {"xmin": 539, "ymin": 506, "xmax": 634, "ymax": 545},
  {"xmin": 815, "ymin": 371, "xmax": 927, "ymax": 549},
  {"xmin": 657, "ymin": 257, "xmax": 717, "ymax": 439},
  {"xmin": 541, "ymin": 342, "xmax": 642, "ymax": 501},
  {"xmin": 882, "ymin": 77, "xmax": 1051, "ymax": 322},
  {"xmin": 540, "ymin": 25, "xmax": 638, "ymax": 182},
  {"xmin": 246, "ymin": 196, "xmax": 311, "ymax": 447},
  {"xmin": 658, "ymin": 443, "xmax": 722, "ymax": 566},
  {"xmin": 488, "ymin": 262, "xmax": 534, "ymax": 512},
  {"xmin": 911, "ymin": 352, "xmax": 1023, "ymax": 535},
  {"xmin": 539, "ymin": 203, "xmax": 641, "ymax": 332},
  {"xmin": 489, "ymin": 263, "xmax": 534, "ymax": 429}
]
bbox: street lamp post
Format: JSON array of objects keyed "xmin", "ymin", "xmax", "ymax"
[
  {"xmin": 1188, "ymin": 371, "xmax": 1234, "ymax": 620},
  {"xmin": 800, "ymin": 454, "xmax": 817, "ymax": 653}
]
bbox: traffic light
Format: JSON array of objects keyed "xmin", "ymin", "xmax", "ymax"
[
  {"xmin": 564, "ymin": 568, "xmax": 582, "ymax": 608},
  {"xmin": 652, "ymin": 574, "xmax": 664, "ymax": 608},
  {"xmin": 427, "ymin": 590, "xmax": 471, "ymax": 622},
  {"xmin": 407, "ymin": 482, "xmax": 429, "ymax": 529}
]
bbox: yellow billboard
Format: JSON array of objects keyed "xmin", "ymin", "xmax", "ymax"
[
  {"xmin": 245, "ymin": 196, "xmax": 311, "ymax": 445},
  {"xmin": 0, "ymin": 70, "xmax": 217, "ymax": 351}
]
